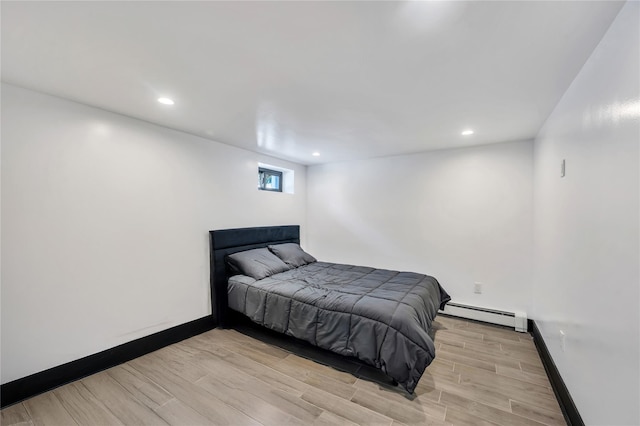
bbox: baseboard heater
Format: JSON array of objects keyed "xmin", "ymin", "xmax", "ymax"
[{"xmin": 439, "ymin": 302, "xmax": 528, "ymax": 332}]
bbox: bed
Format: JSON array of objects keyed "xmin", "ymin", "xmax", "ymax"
[{"xmin": 209, "ymin": 225, "xmax": 450, "ymax": 394}]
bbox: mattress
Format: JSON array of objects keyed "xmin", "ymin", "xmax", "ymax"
[{"xmin": 227, "ymin": 261, "xmax": 450, "ymax": 393}]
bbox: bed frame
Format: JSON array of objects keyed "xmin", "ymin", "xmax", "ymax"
[
  {"xmin": 209, "ymin": 225, "xmax": 300, "ymax": 327},
  {"xmin": 208, "ymin": 224, "xmax": 399, "ymax": 387}
]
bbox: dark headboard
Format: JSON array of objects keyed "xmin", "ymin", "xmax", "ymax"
[{"xmin": 209, "ymin": 225, "xmax": 300, "ymax": 327}]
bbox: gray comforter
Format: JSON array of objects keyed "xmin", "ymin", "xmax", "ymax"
[{"xmin": 227, "ymin": 261, "xmax": 450, "ymax": 393}]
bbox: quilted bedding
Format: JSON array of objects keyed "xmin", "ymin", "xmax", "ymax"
[{"xmin": 227, "ymin": 261, "xmax": 450, "ymax": 393}]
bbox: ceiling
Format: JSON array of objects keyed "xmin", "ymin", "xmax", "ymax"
[{"xmin": 1, "ymin": 1, "xmax": 625, "ymax": 165}]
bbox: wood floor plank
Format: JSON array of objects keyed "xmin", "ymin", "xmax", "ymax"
[
  {"xmin": 437, "ymin": 348, "xmax": 498, "ymax": 372},
  {"xmin": 454, "ymin": 321, "xmax": 525, "ymax": 342},
  {"xmin": 499, "ymin": 335, "xmax": 540, "ymax": 350},
  {"xmin": 301, "ymin": 387, "xmax": 394, "ymax": 425},
  {"xmin": 245, "ymin": 377, "xmax": 324, "ymax": 423},
  {"xmin": 302, "ymin": 372, "xmax": 357, "ymax": 399},
  {"xmin": 439, "ymin": 342, "xmax": 465, "ymax": 352},
  {"xmin": 53, "ymin": 382, "xmax": 124, "ymax": 425},
  {"xmin": 497, "ymin": 345, "xmax": 545, "ymax": 365},
  {"xmin": 510, "ymin": 400, "xmax": 566, "ymax": 426},
  {"xmin": 153, "ymin": 398, "xmax": 211, "ymax": 426},
  {"xmin": 520, "ymin": 360, "xmax": 548, "ymax": 377},
  {"xmin": 180, "ymin": 333, "xmax": 235, "ymax": 358},
  {"xmin": 234, "ymin": 354, "xmax": 312, "ymax": 396},
  {"xmin": 353, "ymin": 378, "xmax": 441, "ymax": 404},
  {"xmin": 129, "ymin": 356, "xmax": 261, "ymax": 425},
  {"xmin": 218, "ymin": 330, "xmax": 289, "ymax": 358},
  {"xmin": 445, "ymin": 407, "xmax": 502, "ymax": 426},
  {"xmin": 184, "ymin": 336, "xmax": 260, "ymax": 368},
  {"xmin": 496, "ymin": 365, "xmax": 554, "ymax": 388},
  {"xmin": 106, "ymin": 364, "xmax": 174, "ymax": 410},
  {"xmin": 218, "ymin": 340, "xmax": 285, "ymax": 367},
  {"xmin": 171, "ymin": 340, "xmax": 203, "ymax": 356},
  {"xmin": 426, "ymin": 357, "xmax": 455, "ymax": 373},
  {"xmin": 0, "ymin": 403, "xmax": 33, "ymax": 426},
  {"xmin": 313, "ymin": 411, "xmax": 359, "ymax": 426},
  {"xmin": 179, "ymin": 348, "xmax": 320, "ymax": 425},
  {"xmin": 416, "ymin": 367, "xmax": 461, "ymax": 391},
  {"xmin": 458, "ymin": 378, "xmax": 557, "ymax": 416},
  {"xmin": 439, "ymin": 342, "xmax": 522, "ymax": 369},
  {"xmin": 221, "ymin": 329, "xmax": 291, "ymax": 359},
  {"xmin": 187, "ymin": 346, "xmax": 267, "ymax": 390},
  {"xmin": 415, "ymin": 384, "xmax": 447, "ymax": 405},
  {"xmin": 440, "ymin": 390, "xmax": 546, "ymax": 426},
  {"xmin": 437, "ymin": 338, "xmax": 465, "ymax": 349},
  {"xmin": 196, "ymin": 373, "xmax": 305, "ymax": 426},
  {"xmin": 270, "ymin": 356, "xmax": 357, "ymax": 399},
  {"xmin": 455, "ymin": 364, "xmax": 559, "ymax": 412},
  {"xmin": 151, "ymin": 345, "xmax": 209, "ymax": 383},
  {"xmin": 435, "ymin": 328, "xmax": 485, "ymax": 343},
  {"xmin": 286, "ymin": 354, "xmax": 358, "ymax": 384},
  {"xmin": 81, "ymin": 371, "xmax": 169, "ymax": 426},
  {"xmin": 430, "ymin": 374, "xmax": 513, "ymax": 411},
  {"xmin": 431, "ymin": 332, "xmax": 470, "ymax": 348},
  {"xmin": 188, "ymin": 349, "xmax": 256, "ymax": 389},
  {"xmin": 506, "ymin": 337, "xmax": 537, "ymax": 349},
  {"xmin": 253, "ymin": 367, "xmax": 311, "ymax": 396},
  {"xmin": 186, "ymin": 336, "xmax": 312, "ymax": 396},
  {"xmin": 463, "ymin": 340, "xmax": 522, "ymax": 361},
  {"xmin": 350, "ymin": 387, "xmax": 447, "ymax": 425},
  {"xmin": 484, "ymin": 335, "xmax": 538, "ymax": 351},
  {"xmin": 432, "ymin": 316, "xmax": 463, "ymax": 328},
  {"xmin": 22, "ymin": 392, "xmax": 78, "ymax": 426}
]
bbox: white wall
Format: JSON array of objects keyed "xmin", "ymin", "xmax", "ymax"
[
  {"xmin": 0, "ymin": 83, "xmax": 307, "ymax": 384},
  {"xmin": 307, "ymin": 140, "xmax": 533, "ymax": 313},
  {"xmin": 532, "ymin": 2, "xmax": 639, "ymax": 425}
]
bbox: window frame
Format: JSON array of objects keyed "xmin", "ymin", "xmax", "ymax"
[{"xmin": 258, "ymin": 167, "xmax": 283, "ymax": 192}]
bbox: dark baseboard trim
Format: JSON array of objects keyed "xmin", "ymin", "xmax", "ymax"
[
  {"xmin": 1, "ymin": 316, "xmax": 215, "ymax": 408},
  {"xmin": 530, "ymin": 320, "xmax": 584, "ymax": 426}
]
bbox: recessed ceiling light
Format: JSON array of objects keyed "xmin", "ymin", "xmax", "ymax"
[
  {"xmin": 157, "ymin": 97, "xmax": 175, "ymax": 105},
  {"xmin": 461, "ymin": 129, "xmax": 474, "ymax": 136},
  {"xmin": 312, "ymin": 152, "xmax": 320, "ymax": 157}
]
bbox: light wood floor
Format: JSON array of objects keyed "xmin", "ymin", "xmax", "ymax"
[{"xmin": 1, "ymin": 315, "xmax": 566, "ymax": 425}]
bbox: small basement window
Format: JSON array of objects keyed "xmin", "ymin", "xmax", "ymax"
[
  {"xmin": 258, "ymin": 163, "xmax": 295, "ymax": 194},
  {"xmin": 258, "ymin": 167, "xmax": 283, "ymax": 192}
]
